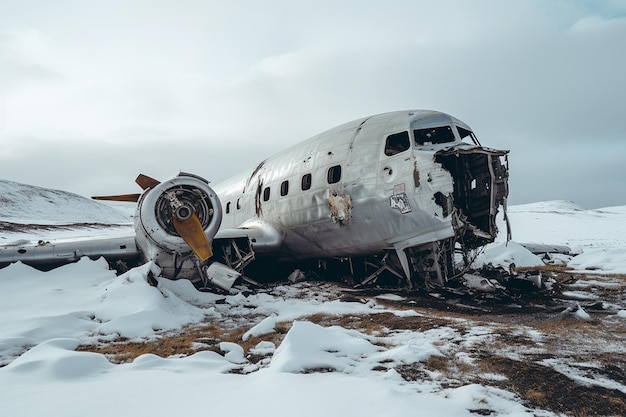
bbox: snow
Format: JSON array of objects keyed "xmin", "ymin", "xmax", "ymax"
[
  {"xmin": 0, "ymin": 258, "xmax": 561, "ymax": 417},
  {"xmin": 1, "ymin": 183, "xmax": 625, "ymax": 416},
  {"xmin": 268, "ymin": 320, "xmax": 380, "ymax": 373},
  {"xmin": 3, "ymin": 338, "xmax": 546, "ymax": 417},
  {"xmin": 242, "ymin": 314, "xmax": 278, "ymax": 341},
  {"xmin": 473, "ymin": 241, "xmax": 544, "ymax": 270},
  {"xmin": 497, "ymin": 200, "xmax": 626, "ymax": 253},
  {"xmin": 0, "ymin": 180, "xmax": 132, "ymax": 225},
  {"xmin": 568, "ymin": 248, "xmax": 626, "ymax": 274},
  {"xmin": 484, "ymin": 200, "xmax": 626, "ymax": 274}
]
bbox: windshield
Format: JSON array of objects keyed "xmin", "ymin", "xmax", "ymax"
[
  {"xmin": 413, "ymin": 126, "xmax": 455, "ymax": 145},
  {"xmin": 457, "ymin": 126, "xmax": 480, "ymax": 145}
]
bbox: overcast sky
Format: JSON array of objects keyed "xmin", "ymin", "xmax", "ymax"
[{"xmin": 1, "ymin": 0, "xmax": 625, "ymax": 209}]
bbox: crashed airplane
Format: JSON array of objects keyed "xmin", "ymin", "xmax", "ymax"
[{"xmin": 0, "ymin": 110, "xmax": 510, "ymax": 292}]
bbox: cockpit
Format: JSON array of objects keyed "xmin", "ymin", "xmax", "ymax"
[
  {"xmin": 414, "ymin": 126, "xmax": 455, "ymax": 145},
  {"xmin": 384, "ymin": 125, "xmax": 480, "ymax": 156},
  {"xmin": 413, "ymin": 125, "xmax": 480, "ymax": 146}
]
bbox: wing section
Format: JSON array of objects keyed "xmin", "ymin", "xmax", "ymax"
[
  {"xmin": 215, "ymin": 221, "xmax": 283, "ymax": 253},
  {"xmin": 0, "ymin": 234, "xmax": 138, "ymax": 270}
]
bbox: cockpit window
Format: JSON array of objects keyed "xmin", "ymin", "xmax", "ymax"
[
  {"xmin": 384, "ymin": 131, "xmax": 410, "ymax": 156},
  {"xmin": 457, "ymin": 126, "xmax": 471, "ymax": 141},
  {"xmin": 414, "ymin": 126, "xmax": 455, "ymax": 145},
  {"xmin": 457, "ymin": 126, "xmax": 476, "ymax": 143}
]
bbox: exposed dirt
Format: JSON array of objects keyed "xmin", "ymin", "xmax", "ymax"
[
  {"xmin": 476, "ymin": 357, "xmax": 626, "ymax": 417},
  {"xmin": 78, "ymin": 269, "xmax": 626, "ymax": 417}
]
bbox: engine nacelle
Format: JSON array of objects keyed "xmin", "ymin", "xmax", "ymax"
[{"xmin": 134, "ymin": 173, "xmax": 222, "ymax": 282}]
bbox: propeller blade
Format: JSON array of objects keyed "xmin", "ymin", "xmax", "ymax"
[
  {"xmin": 92, "ymin": 193, "xmax": 141, "ymax": 202},
  {"xmin": 136, "ymin": 174, "xmax": 160, "ymax": 190},
  {"xmin": 172, "ymin": 212, "xmax": 213, "ymax": 261}
]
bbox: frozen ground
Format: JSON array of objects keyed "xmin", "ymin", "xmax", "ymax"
[{"xmin": 0, "ymin": 181, "xmax": 625, "ymax": 416}]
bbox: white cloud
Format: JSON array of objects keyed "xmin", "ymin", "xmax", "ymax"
[{"xmin": 0, "ymin": 0, "xmax": 625, "ymax": 208}]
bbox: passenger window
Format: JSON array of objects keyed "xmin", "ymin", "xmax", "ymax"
[
  {"xmin": 327, "ymin": 165, "xmax": 341, "ymax": 184},
  {"xmin": 414, "ymin": 126, "xmax": 455, "ymax": 145},
  {"xmin": 226, "ymin": 202, "xmax": 231, "ymax": 214},
  {"xmin": 301, "ymin": 173, "xmax": 312, "ymax": 190},
  {"xmin": 384, "ymin": 131, "xmax": 410, "ymax": 156},
  {"xmin": 280, "ymin": 180, "xmax": 289, "ymax": 196},
  {"xmin": 237, "ymin": 198, "xmax": 242, "ymax": 210},
  {"xmin": 263, "ymin": 187, "xmax": 271, "ymax": 201}
]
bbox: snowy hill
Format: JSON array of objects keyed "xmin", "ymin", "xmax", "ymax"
[
  {"xmin": 0, "ymin": 179, "xmax": 133, "ymax": 225},
  {"xmin": 509, "ymin": 200, "xmax": 585, "ymax": 212}
]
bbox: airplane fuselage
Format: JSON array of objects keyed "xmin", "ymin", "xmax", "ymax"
[{"xmin": 213, "ymin": 110, "xmax": 508, "ymax": 282}]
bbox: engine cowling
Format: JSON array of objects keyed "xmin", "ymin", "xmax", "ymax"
[{"xmin": 134, "ymin": 173, "xmax": 222, "ymax": 282}]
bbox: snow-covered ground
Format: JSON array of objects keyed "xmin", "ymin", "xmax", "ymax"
[
  {"xmin": 494, "ymin": 201, "xmax": 626, "ymax": 274},
  {"xmin": 1, "ymin": 259, "xmax": 558, "ymax": 417},
  {"xmin": 1, "ymin": 181, "xmax": 625, "ymax": 416}
]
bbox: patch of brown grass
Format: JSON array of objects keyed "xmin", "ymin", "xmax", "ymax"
[
  {"xmin": 515, "ymin": 264, "xmax": 573, "ymax": 273},
  {"xmin": 532, "ymin": 318, "xmax": 601, "ymax": 336},
  {"xmin": 78, "ymin": 321, "xmax": 294, "ymax": 364},
  {"xmin": 77, "ymin": 324, "xmax": 226, "ymax": 363},
  {"xmin": 475, "ymin": 356, "xmax": 626, "ymax": 416},
  {"xmin": 577, "ymin": 273, "xmax": 626, "ymax": 281},
  {"xmin": 77, "ymin": 310, "xmax": 452, "ymax": 365},
  {"xmin": 523, "ymin": 389, "xmax": 547, "ymax": 405},
  {"xmin": 425, "ymin": 354, "xmax": 450, "ymax": 372},
  {"xmin": 305, "ymin": 312, "xmax": 447, "ymax": 334},
  {"xmin": 305, "ymin": 313, "xmax": 385, "ymax": 334}
]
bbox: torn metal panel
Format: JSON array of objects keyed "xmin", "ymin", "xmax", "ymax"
[
  {"xmin": 436, "ymin": 146, "xmax": 509, "ymax": 248},
  {"xmin": 201, "ymin": 262, "xmax": 241, "ymax": 291},
  {"xmin": 413, "ymin": 162, "xmax": 420, "ymax": 188},
  {"xmin": 253, "ymin": 178, "xmax": 265, "ymax": 217},
  {"xmin": 327, "ymin": 188, "xmax": 353, "ymax": 224},
  {"xmin": 433, "ymin": 192, "xmax": 452, "ymax": 217},
  {"xmin": 464, "ymin": 274, "xmax": 502, "ymax": 292},
  {"xmin": 245, "ymin": 159, "xmax": 266, "ymax": 191}
]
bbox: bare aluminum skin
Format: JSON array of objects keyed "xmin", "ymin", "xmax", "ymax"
[{"xmin": 0, "ymin": 110, "xmax": 509, "ymax": 290}]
